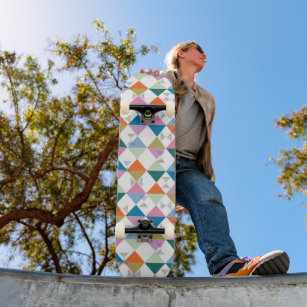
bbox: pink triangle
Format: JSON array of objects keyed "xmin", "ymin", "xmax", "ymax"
[
  {"xmin": 167, "ymin": 185, "xmax": 175, "ymax": 194},
  {"xmin": 117, "ymin": 170, "xmax": 125, "ymax": 179},
  {"xmin": 119, "ymin": 147, "xmax": 127, "ymax": 155},
  {"xmin": 130, "ymin": 125, "xmax": 146, "ymax": 135},
  {"xmin": 128, "ymin": 182, "xmax": 146, "ymax": 194},
  {"xmin": 149, "ymin": 240, "xmax": 164, "ymax": 251},
  {"xmin": 148, "ymin": 206, "xmax": 165, "ymax": 217},
  {"xmin": 149, "ymin": 148, "xmax": 164, "ymax": 159},
  {"xmin": 155, "ymin": 75, "xmax": 163, "ymax": 81},
  {"xmin": 127, "ymin": 215, "xmax": 140, "ymax": 226},
  {"xmin": 167, "ymin": 139, "xmax": 175, "ymax": 149},
  {"xmin": 154, "ymin": 116, "xmax": 165, "ymax": 125},
  {"xmin": 116, "ymin": 238, "xmax": 124, "ymax": 246},
  {"xmin": 131, "ymin": 97, "xmax": 146, "ymax": 105}
]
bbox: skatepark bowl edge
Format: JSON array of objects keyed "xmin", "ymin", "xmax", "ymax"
[{"xmin": 0, "ymin": 268, "xmax": 307, "ymax": 307}]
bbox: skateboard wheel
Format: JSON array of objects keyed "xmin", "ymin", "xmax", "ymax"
[
  {"xmin": 115, "ymin": 222, "xmax": 125, "ymax": 239},
  {"xmin": 121, "ymin": 100, "xmax": 130, "ymax": 115},
  {"xmin": 165, "ymin": 224, "xmax": 175, "ymax": 240},
  {"xmin": 166, "ymin": 101, "xmax": 175, "ymax": 116}
]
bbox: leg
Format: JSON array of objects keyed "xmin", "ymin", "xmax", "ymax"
[{"xmin": 176, "ymin": 156, "xmax": 238, "ymax": 275}]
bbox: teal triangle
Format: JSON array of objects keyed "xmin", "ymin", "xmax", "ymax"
[
  {"xmin": 149, "ymin": 125, "xmax": 165, "ymax": 136},
  {"xmin": 127, "ymin": 205, "xmax": 145, "ymax": 216},
  {"xmin": 130, "ymin": 137, "xmax": 146, "ymax": 148},
  {"xmin": 116, "ymin": 253, "xmax": 123, "ymax": 262},
  {"xmin": 150, "ymin": 89, "xmax": 165, "ymax": 96},
  {"xmin": 167, "ymin": 148, "xmax": 175, "ymax": 158},
  {"xmin": 146, "ymin": 263, "xmax": 164, "ymax": 274},
  {"xmin": 166, "ymin": 263, "xmax": 172, "ymax": 268},
  {"xmin": 130, "ymin": 115, "xmax": 142, "ymax": 125},
  {"xmin": 118, "ymin": 161, "xmax": 126, "ymax": 170},
  {"xmin": 147, "ymin": 216, "xmax": 165, "ymax": 227},
  {"xmin": 167, "ymin": 240, "xmax": 175, "ymax": 248},
  {"xmin": 119, "ymin": 139, "xmax": 127, "ymax": 147},
  {"xmin": 168, "ymin": 88, "xmax": 174, "ymax": 94},
  {"xmin": 123, "ymin": 85, "xmax": 128, "ymax": 88},
  {"xmin": 148, "ymin": 171, "xmax": 165, "ymax": 182},
  {"xmin": 167, "ymin": 171, "xmax": 175, "ymax": 181},
  {"xmin": 117, "ymin": 193, "xmax": 125, "ymax": 201}
]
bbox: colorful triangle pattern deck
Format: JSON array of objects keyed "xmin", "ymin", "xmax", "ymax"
[{"xmin": 116, "ymin": 73, "xmax": 175, "ymax": 277}]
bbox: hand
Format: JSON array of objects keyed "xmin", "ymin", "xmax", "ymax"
[
  {"xmin": 140, "ymin": 68, "xmax": 160, "ymax": 76},
  {"xmin": 175, "ymin": 205, "xmax": 185, "ymax": 212}
]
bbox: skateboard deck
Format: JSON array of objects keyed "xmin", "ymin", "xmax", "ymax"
[{"xmin": 115, "ymin": 72, "xmax": 176, "ymax": 277}]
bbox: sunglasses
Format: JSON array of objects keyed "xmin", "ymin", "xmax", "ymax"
[{"xmin": 181, "ymin": 43, "xmax": 205, "ymax": 54}]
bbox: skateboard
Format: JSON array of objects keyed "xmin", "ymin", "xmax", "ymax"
[{"xmin": 115, "ymin": 72, "xmax": 176, "ymax": 277}]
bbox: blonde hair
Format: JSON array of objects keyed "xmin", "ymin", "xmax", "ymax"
[{"xmin": 164, "ymin": 41, "xmax": 196, "ymax": 71}]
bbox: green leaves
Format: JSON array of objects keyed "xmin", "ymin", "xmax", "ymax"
[
  {"xmin": 271, "ymin": 105, "xmax": 307, "ymax": 202},
  {"xmin": 0, "ymin": 19, "xmax": 196, "ymax": 277}
]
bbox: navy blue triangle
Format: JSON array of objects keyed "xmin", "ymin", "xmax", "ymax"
[
  {"xmin": 127, "ymin": 205, "xmax": 145, "ymax": 216},
  {"xmin": 149, "ymin": 125, "xmax": 165, "ymax": 136}
]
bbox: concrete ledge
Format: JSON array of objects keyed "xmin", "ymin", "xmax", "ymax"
[{"xmin": 1, "ymin": 268, "xmax": 307, "ymax": 306}]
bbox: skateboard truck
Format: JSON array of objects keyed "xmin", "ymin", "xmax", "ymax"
[
  {"xmin": 126, "ymin": 220, "xmax": 164, "ymax": 242},
  {"xmin": 130, "ymin": 105, "xmax": 166, "ymax": 124},
  {"xmin": 115, "ymin": 219, "xmax": 174, "ymax": 242}
]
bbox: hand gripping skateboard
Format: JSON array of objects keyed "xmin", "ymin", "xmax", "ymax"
[{"xmin": 115, "ymin": 72, "xmax": 176, "ymax": 277}]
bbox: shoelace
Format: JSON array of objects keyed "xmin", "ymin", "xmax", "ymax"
[{"xmin": 238, "ymin": 256, "xmax": 254, "ymax": 266}]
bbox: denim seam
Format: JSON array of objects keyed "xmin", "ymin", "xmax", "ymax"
[{"xmin": 177, "ymin": 179, "xmax": 214, "ymax": 256}]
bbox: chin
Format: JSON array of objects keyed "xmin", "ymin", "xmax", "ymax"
[{"xmin": 196, "ymin": 64, "xmax": 204, "ymax": 73}]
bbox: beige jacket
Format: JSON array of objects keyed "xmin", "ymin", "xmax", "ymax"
[{"xmin": 161, "ymin": 70, "xmax": 216, "ymax": 183}]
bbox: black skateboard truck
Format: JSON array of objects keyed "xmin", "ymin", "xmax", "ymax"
[
  {"xmin": 130, "ymin": 105, "xmax": 166, "ymax": 124},
  {"xmin": 125, "ymin": 219, "xmax": 165, "ymax": 242}
]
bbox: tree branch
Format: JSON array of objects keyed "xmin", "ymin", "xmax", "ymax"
[
  {"xmin": 36, "ymin": 225, "xmax": 62, "ymax": 273},
  {"xmin": 0, "ymin": 133, "xmax": 118, "ymax": 229},
  {"xmin": 73, "ymin": 212, "xmax": 97, "ymax": 275}
]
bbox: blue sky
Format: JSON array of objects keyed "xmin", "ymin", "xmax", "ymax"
[{"xmin": 0, "ymin": 0, "xmax": 306, "ymax": 276}]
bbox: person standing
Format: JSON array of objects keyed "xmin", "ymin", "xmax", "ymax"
[{"xmin": 140, "ymin": 41, "xmax": 289, "ymax": 276}]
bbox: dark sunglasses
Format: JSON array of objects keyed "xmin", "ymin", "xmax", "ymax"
[{"xmin": 181, "ymin": 43, "xmax": 205, "ymax": 54}]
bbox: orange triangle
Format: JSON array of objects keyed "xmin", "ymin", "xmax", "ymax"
[
  {"xmin": 117, "ymin": 207, "xmax": 125, "ymax": 216},
  {"xmin": 126, "ymin": 251, "xmax": 144, "ymax": 263},
  {"xmin": 148, "ymin": 183, "xmax": 165, "ymax": 194},
  {"xmin": 167, "ymin": 217, "xmax": 175, "ymax": 225},
  {"xmin": 120, "ymin": 117, "xmax": 127, "ymax": 125},
  {"xmin": 131, "ymin": 81, "xmax": 147, "ymax": 89},
  {"xmin": 167, "ymin": 125, "xmax": 175, "ymax": 135},
  {"xmin": 150, "ymin": 97, "xmax": 164, "ymax": 105},
  {"xmin": 128, "ymin": 160, "xmax": 146, "ymax": 171}
]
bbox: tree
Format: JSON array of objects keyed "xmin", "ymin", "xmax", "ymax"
[
  {"xmin": 271, "ymin": 105, "xmax": 306, "ymax": 220},
  {"xmin": 0, "ymin": 20, "xmax": 197, "ymax": 276}
]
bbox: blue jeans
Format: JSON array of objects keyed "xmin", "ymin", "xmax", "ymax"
[{"xmin": 176, "ymin": 155, "xmax": 239, "ymax": 275}]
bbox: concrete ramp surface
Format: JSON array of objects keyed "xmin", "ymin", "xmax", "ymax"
[{"xmin": 0, "ymin": 268, "xmax": 306, "ymax": 307}]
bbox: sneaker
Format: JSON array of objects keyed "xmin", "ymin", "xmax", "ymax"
[{"xmin": 213, "ymin": 250, "xmax": 290, "ymax": 277}]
